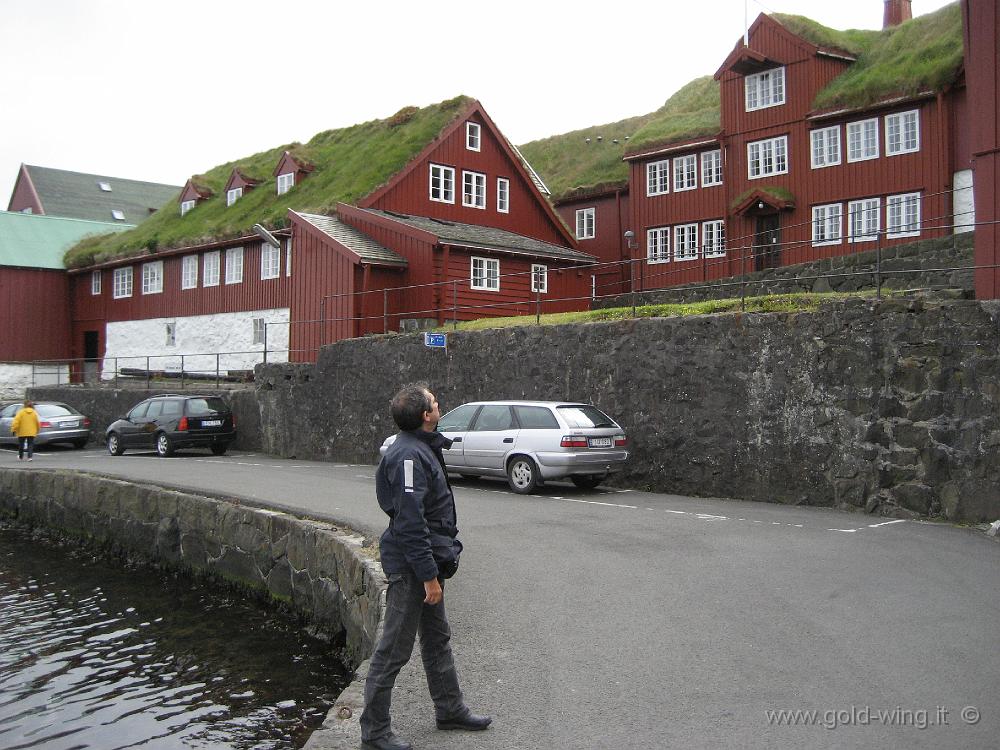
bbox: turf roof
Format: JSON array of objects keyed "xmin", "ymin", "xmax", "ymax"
[
  {"xmin": 622, "ymin": 76, "xmax": 721, "ymax": 158},
  {"xmin": 65, "ymin": 95, "xmax": 474, "ymax": 268}
]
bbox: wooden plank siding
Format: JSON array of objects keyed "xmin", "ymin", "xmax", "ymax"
[
  {"xmin": 555, "ymin": 189, "xmax": 631, "ymax": 298},
  {"xmin": 0, "ymin": 268, "xmax": 71, "ymax": 360}
]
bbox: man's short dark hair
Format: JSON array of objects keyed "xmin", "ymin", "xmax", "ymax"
[{"xmin": 391, "ymin": 383, "xmax": 431, "ymax": 431}]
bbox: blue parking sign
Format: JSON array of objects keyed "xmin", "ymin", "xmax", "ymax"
[{"xmin": 424, "ymin": 332, "xmax": 447, "ymax": 348}]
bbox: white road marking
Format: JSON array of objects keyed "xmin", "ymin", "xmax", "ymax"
[
  {"xmin": 868, "ymin": 519, "xmax": 907, "ymax": 528},
  {"xmin": 560, "ymin": 498, "xmax": 639, "ymax": 509},
  {"xmin": 828, "ymin": 528, "xmax": 859, "ymax": 533}
]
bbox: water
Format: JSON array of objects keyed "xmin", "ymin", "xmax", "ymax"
[{"xmin": 0, "ymin": 525, "xmax": 351, "ymax": 749}]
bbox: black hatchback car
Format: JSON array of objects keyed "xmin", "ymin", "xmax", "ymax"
[{"xmin": 106, "ymin": 394, "xmax": 236, "ymax": 457}]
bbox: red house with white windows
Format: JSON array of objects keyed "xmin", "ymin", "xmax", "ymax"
[{"xmin": 65, "ymin": 97, "xmax": 593, "ymax": 374}]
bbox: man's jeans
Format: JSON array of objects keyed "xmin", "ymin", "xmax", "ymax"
[
  {"xmin": 18, "ymin": 437, "xmax": 34, "ymax": 460},
  {"xmin": 360, "ymin": 571, "xmax": 466, "ymax": 741}
]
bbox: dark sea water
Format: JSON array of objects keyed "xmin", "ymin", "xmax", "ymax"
[{"xmin": 0, "ymin": 525, "xmax": 350, "ymax": 749}]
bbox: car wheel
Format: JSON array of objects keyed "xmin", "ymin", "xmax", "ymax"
[
  {"xmin": 507, "ymin": 456, "xmax": 539, "ymax": 494},
  {"xmin": 72, "ymin": 438, "xmax": 88, "ymax": 449},
  {"xmin": 155, "ymin": 432, "xmax": 174, "ymax": 457},
  {"xmin": 107, "ymin": 433, "xmax": 125, "ymax": 456},
  {"xmin": 571, "ymin": 474, "xmax": 605, "ymax": 490},
  {"xmin": 210, "ymin": 443, "xmax": 228, "ymax": 456}
]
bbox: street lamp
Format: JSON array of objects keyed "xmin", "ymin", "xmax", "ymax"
[{"xmin": 624, "ymin": 230, "xmax": 638, "ymax": 315}]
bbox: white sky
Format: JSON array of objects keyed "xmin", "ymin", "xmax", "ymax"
[{"xmin": 2, "ymin": 0, "xmax": 955, "ymax": 202}]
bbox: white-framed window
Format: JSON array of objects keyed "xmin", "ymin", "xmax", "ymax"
[
  {"xmin": 285, "ymin": 237, "xmax": 293, "ymax": 277},
  {"xmin": 166, "ymin": 322, "xmax": 176, "ymax": 347},
  {"xmin": 462, "ymin": 171, "xmax": 486, "ymax": 209},
  {"xmin": 112, "ymin": 267, "xmax": 133, "ymax": 299},
  {"xmin": 98, "ymin": 181, "xmax": 112, "ymax": 192},
  {"xmin": 886, "ymin": 110, "xmax": 920, "ymax": 155},
  {"xmin": 111, "ymin": 209, "xmax": 126, "ymax": 221},
  {"xmin": 811, "ymin": 126, "xmax": 841, "ymax": 168},
  {"xmin": 576, "ymin": 207, "xmax": 595, "ymax": 239},
  {"xmin": 471, "ymin": 256, "xmax": 500, "ymax": 290},
  {"xmin": 887, "ymin": 192, "xmax": 921, "ymax": 237},
  {"xmin": 497, "ymin": 177, "xmax": 509, "ymax": 213},
  {"xmin": 747, "ymin": 136, "xmax": 788, "ymax": 179},
  {"xmin": 531, "ymin": 264, "xmax": 548, "ymax": 293},
  {"xmin": 703, "ymin": 220, "xmax": 726, "ymax": 257},
  {"xmin": 226, "ymin": 187, "xmax": 243, "ymax": 206},
  {"xmin": 466, "ymin": 122, "xmax": 481, "ymax": 151},
  {"xmin": 276, "ymin": 172, "xmax": 295, "ymax": 195},
  {"xmin": 142, "ymin": 261, "xmax": 163, "ymax": 294},
  {"xmin": 847, "ymin": 118, "xmax": 879, "ymax": 162},
  {"xmin": 673, "ymin": 155, "xmax": 697, "ymax": 192},
  {"xmin": 674, "ymin": 224, "xmax": 698, "ymax": 261},
  {"xmin": 429, "ymin": 164, "xmax": 455, "ymax": 203},
  {"xmin": 701, "ymin": 150, "xmax": 722, "ymax": 187},
  {"xmin": 261, "ymin": 243, "xmax": 280, "ymax": 280},
  {"xmin": 90, "ymin": 270, "xmax": 101, "ymax": 295},
  {"xmin": 848, "ymin": 198, "xmax": 880, "ymax": 243},
  {"xmin": 181, "ymin": 254, "xmax": 198, "ymax": 289},
  {"xmin": 745, "ymin": 66, "xmax": 785, "ymax": 111},
  {"xmin": 203, "ymin": 251, "xmax": 220, "ymax": 287},
  {"xmin": 811, "ymin": 203, "xmax": 843, "ymax": 246},
  {"xmin": 180, "ymin": 199, "xmax": 196, "ymax": 216},
  {"xmin": 647, "ymin": 227, "xmax": 670, "ymax": 264},
  {"xmin": 647, "ymin": 159, "xmax": 670, "ymax": 196},
  {"xmin": 225, "ymin": 246, "xmax": 244, "ymax": 284},
  {"xmin": 252, "ymin": 318, "xmax": 266, "ymax": 345}
]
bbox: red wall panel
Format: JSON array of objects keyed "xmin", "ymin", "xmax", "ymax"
[{"xmin": 0, "ymin": 268, "xmax": 71, "ymax": 360}]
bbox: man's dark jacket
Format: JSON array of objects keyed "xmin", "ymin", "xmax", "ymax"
[{"xmin": 376, "ymin": 429, "xmax": 462, "ymax": 583}]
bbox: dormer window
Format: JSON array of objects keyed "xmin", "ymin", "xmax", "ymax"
[
  {"xmin": 227, "ymin": 187, "xmax": 243, "ymax": 206},
  {"xmin": 98, "ymin": 181, "xmax": 112, "ymax": 192},
  {"xmin": 180, "ymin": 199, "xmax": 196, "ymax": 216},
  {"xmin": 745, "ymin": 67, "xmax": 785, "ymax": 112},
  {"xmin": 276, "ymin": 172, "xmax": 295, "ymax": 195},
  {"xmin": 466, "ymin": 122, "xmax": 481, "ymax": 151}
]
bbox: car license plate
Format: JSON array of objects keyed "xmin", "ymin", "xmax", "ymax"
[
  {"xmin": 60, "ymin": 420, "xmax": 79, "ymax": 428},
  {"xmin": 589, "ymin": 437, "xmax": 612, "ymax": 448},
  {"xmin": 202, "ymin": 419, "xmax": 222, "ymax": 427}
]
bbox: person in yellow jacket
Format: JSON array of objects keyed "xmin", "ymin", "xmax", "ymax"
[{"xmin": 11, "ymin": 400, "xmax": 40, "ymax": 461}]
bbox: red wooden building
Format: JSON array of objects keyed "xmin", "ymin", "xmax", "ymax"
[{"xmin": 66, "ymin": 98, "xmax": 594, "ymax": 370}]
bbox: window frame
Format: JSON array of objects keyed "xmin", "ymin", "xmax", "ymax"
[
  {"xmin": 647, "ymin": 159, "xmax": 670, "ymax": 196},
  {"xmin": 747, "ymin": 135, "xmax": 789, "ymax": 179},
  {"xmin": 165, "ymin": 322, "xmax": 176, "ymax": 347},
  {"xmin": 203, "ymin": 250, "xmax": 221, "ymax": 287},
  {"xmin": 252, "ymin": 318, "xmax": 266, "ymax": 345},
  {"xmin": 226, "ymin": 187, "xmax": 243, "ymax": 206},
  {"xmin": 811, "ymin": 203, "xmax": 844, "ymax": 246},
  {"xmin": 702, "ymin": 220, "xmax": 726, "ymax": 258},
  {"xmin": 91, "ymin": 270, "xmax": 102, "ymax": 295},
  {"xmin": 429, "ymin": 163, "xmax": 455, "ymax": 204},
  {"xmin": 180, "ymin": 199, "xmax": 196, "ymax": 216},
  {"xmin": 531, "ymin": 264, "xmax": 548, "ymax": 293},
  {"xmin": 112, "ymin": 266, "xmax": 133, "ymax": 299},
  {"xmin": 646, "ymin": 227, "xmax": 670, "ymax": 264},
  {"xmin": 260, "ymin": 243, "xmax": 280, "ymax": 280},
  {"xmin": 466, "ymin": 122, "xmax": 481, "ymax": 152},
  {"xmin": 462, "ymin": 170, "xmax": 487, "ymax": 209},
  {"xmin": 181, "ymin": 254, "xmax": 198, "ymax": 289},
  {"xmin": 225, "ymin": 246, "xmax": 244, "ymax": 285},
  {"xmin": 886, "ymin": 192, "xmax": 921, "ymax": 238},
  {"xmin": 673, "ymin": 223, "xmax": 699, "ymax": 261},
  {"xmin": 885, "ymin": 110, "xmax": 920, "ymax": 156},
  {"xmin": 848, "ymin": 198, "xmax": 881, "ymax": 243},
  {"xmin": 810, "ymin": 126, "xmax": 842, "ymax": 169},
  {"xmin": 575, "ymin": 207, "xmax": 595, "ymax": 240},
  {"xmin": 744, "ymin": 66, "xmax": 786, "ymax": 111},
  {"xmin": 847, "ymin": 118, "xmax": 880, "ymax": 162},
  {"xmin": 470, "ymin": 256, "xmax": 500, "ymax": 291},
  {"xmin": 497, "ymin": 177, "xmax": 509, "ymax": 213},
  {"xmin": 141, "ymin": 260, "xmax": 164, "ymax": 295},
  {"xmin": 673, "ymin": 154, "xmax": 697, "ymax": 192},
  {"xmin": 701, "ymin": 149, "xmax": 722, "ymax": 187},
  {"xmin": 276, "ymin": 172, "xmax": 295, "ymax": 195},
  {"xmin": 285, "ymin": 237, "xmax": 292, "ymax": 277}
]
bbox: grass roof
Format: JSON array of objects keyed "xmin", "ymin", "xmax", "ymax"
[
  {"xmin": 778, "ymin": 2, "xmax": 963, "ymax": 111},
  {"xmin": 623, "ymin": 76, "xmax": 722, "ymax": 157},
  {"xmin": 65, "ymin": 95, "xmax": 474, "ymax": 268}
]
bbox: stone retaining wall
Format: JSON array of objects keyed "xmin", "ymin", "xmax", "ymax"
[{"xmin": 0, "ymin": 469, "xmax": 384, "ymax": 666}]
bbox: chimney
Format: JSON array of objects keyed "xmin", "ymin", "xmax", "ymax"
[{"xmin": 883, "ymin": 0, "xmax": 912, "ymax": 29}]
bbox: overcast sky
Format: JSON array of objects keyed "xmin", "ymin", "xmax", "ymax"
[{"xmin": 2, "ymin": 0, "xmax": 955, "ymax": 203}]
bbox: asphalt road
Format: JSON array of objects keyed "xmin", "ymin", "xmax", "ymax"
[{"xmin": 5, "ymin": 444, "xmax": 999, "ymax": 750}]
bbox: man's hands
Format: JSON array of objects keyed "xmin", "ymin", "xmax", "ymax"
[{"xmin": 423, "ymin": 577, "xmax": 443, "ymax": 605}]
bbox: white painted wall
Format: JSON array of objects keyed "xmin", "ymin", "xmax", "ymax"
[
  {"xmin": 0, "ymin": 363, "xmax": 71, "ymax": 399},
  {"xmin": 954, "ymin": 169, "xmax": 975, "ymax": 234},
  {"xmin": 102, "ymin": 308, "xmax": 290, "ymax": 379}
]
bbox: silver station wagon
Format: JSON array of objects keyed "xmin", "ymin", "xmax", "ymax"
[{"xmin": 381, "ymin": 400, "xmax": 629, "ymax": 493}]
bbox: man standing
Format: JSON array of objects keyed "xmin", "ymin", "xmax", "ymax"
[
  {"xmin": 360, "ymin": 384, "xmax": 491, "ymax": 750},
  {"xmin": 11, "ymin": 400, "xmax": 40, "ymax": 461}
]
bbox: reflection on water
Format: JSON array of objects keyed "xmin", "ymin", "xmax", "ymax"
[{"xmin": 0, "ymin": 525, "xmax": 350, "ymax": 749}]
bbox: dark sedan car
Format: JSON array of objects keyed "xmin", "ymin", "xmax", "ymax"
[
  {"xmin": 105, "ymin": 394, "xmax": 236, "ymax": 457},
  {"xmin": 0, "ymin": 401, "xmax": 92, "ymax": 448}
]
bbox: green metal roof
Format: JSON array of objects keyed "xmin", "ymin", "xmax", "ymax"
[
  {"xmin": 20, "ymin": 165, "xmax": 181, "ymax": 224},
  {"xmin": 0, "ymin": 211, "xmax": 133, "ymax": 269}
]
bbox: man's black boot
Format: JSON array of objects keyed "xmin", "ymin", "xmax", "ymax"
[
  {"xmin": 437, "ymin": 711, "xmax": 492, "ymax": 731},
  {"xmin": 361, "ymin": 732, "xmax": 413, "ymax": 750}
]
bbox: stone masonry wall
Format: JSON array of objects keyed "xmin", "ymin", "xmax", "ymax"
[
  {"xmin": 0, "ymin": 469, "xmax": 384, "ymax": 665},
  {"xmin": 253, "ymin": 297, "xmax": 1000, "ymax": 523}
]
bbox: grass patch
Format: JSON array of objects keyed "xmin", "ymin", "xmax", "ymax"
[
  {"xmin": 623, "ymin": 76, "xmax": 721, "ymax": 157},
  {"xmin": 434, "ymin": 291, "xmax": 879, "ymax": 332}
]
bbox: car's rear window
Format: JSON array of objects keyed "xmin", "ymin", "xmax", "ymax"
[
  {"xmin": 35, "ymin": 404, "xmax": 77, "ymax": 417},
  {"xmin": 557, "ymin": 405, "xmax": 618, "ymax": 429},
  {"xmin": 186, "ymin": 398, "xmax": 228, "ymax": 416},
  {"xmin": 514, "ymin": 405, "xmax": 559, "ymax": 429}
]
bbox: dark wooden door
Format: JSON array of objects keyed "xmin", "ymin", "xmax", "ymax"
[{"xmin": 754, "ymin": 214, "xmax": 781, "ymax": 271}]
